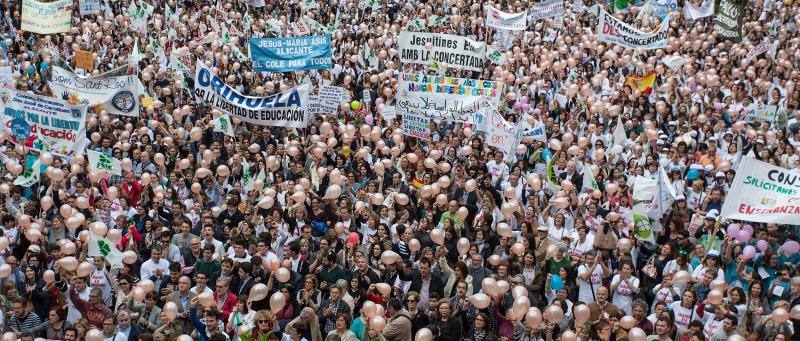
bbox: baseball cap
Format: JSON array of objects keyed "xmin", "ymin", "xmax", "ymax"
[
  {"xmin": 27, "ymin": 245, "xmax": 41, "ymax": 253},
  {"xmin": 687, "ymin": 169, "xmax": 699, "ymax": 180},
  {"xmin": 707, "ymin": 250, "xmax": 720, "ymax": 257},
  {"xmin": 715, "ymin": 172, "xmax": 726, "ymax": 178}
]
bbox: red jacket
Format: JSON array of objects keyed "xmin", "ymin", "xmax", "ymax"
[{"xmin": 214, "ymin": 291, "xmax": 238, "ymax": 323}]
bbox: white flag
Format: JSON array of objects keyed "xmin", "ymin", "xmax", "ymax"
[
  {"xmin": 212, "ymin": 114, "xmax": 235, "ymax": 137},
  {"xmin": 582, "ymin": 163, "xmax": 598, "ymax": 192},
  {"xmin": 683, "ymin": 0, "xmax": 714, "ymax": 20},
  {"xmin": 87, "ymin": 149, "xmax": 122, "ymax": 176},
  {"xmin": 89, "ymin": 233, "xmax": 124, "ymax": 269},
  {"xmin": 13, "ymin": 158, "xmax": 41, "ymax": 187},
  {"xmin": 612, "ymin": 115, "xmax": 627, "ymax": 150}
]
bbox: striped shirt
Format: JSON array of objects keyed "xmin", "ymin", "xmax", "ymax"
[{"xmin": 9, "ymin": 311, "xmax": 42, "ymax": 333}]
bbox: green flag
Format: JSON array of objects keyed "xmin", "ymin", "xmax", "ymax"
[
  {"xmin": 632, "ymin": 208, "xmax": 655, "ymax": 243},
  {"xmin": 13, "ymin": 157, "xmax": 41, "ymax": 187},
  {"xmin": 213, "ymin": 114, "xmax": 235, "ymax": 137},
  {"xmin": 546, "ymin": 154, "xmax": 561, "ymax": 192},
  {"xmin": 88, "ymin": 149, "xmax": 122, "ymax": 176},
  {"xmin": 89, "ymin": 232, "xmax": 124, "ymax": 269}
]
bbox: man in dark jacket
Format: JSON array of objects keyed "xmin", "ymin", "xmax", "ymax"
[{"xmin": 400, "ymin": 258, "xmax": 444, "ymax": 310}]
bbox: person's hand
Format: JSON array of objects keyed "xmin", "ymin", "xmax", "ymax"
[
  {"xmin": 323, "ymin": 307, "xmax": 332, "ymax": 317},
  {"xmin": 139, "ymin": 317, "xmax": 148, "ymax": 325}
]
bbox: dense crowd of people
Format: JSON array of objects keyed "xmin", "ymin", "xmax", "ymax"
[{"xmin": 0, "ymin": 0, "xmax": 800, "ymax": 340}]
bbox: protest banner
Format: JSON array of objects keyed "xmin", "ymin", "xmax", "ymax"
[
  {"xmin": 49, "ymin": 66, "xmax": 140, "ymax": 117},
  {"xmin": 319, "ymin": 85, "xmax": 350, "ymax": 104},
  {"xmin": 79, "ymin": 0, "xmax": 102, "ymax": 15},
  {"xmin": 649, "ymin": 0, "xmax": 678, "ymax": 18},
  {"xmin": 743, "ymin": 103, "xmax": 778, "ymax": 123},
  {"xmin": 684, "ymin": 0, "xmax": 714, "ymax": 20},
  {"xmin": 529, "ymin": 0, "xmax": 565, "ymax": 21},
  {"xmin": 485, "ymin": 105, "xmax": 521, "ymax": 155},
  {"xmin": 398, "ymin": 31, "xmax": 486, "ymax": 72},
  {"xmin": 486, "ymin": 6, "xmax": 528, "ymax": 31},
  {"xmin": 308, "ymin": 95, "xmax": 339, "ymax": 116},
  {"xmin": 1, "ymin": 89, "xmax": 88, "ymax": 156},
  {"xmin": 193, "ymin": 63, "xmax": 310, "ymax": 128},
  {"xmin": 714, "ymin": 0, "xmax": 744, "ymax": 42},
  {"xmin": 250, "ymin": 36, "xmax": 333, "ymax": 72},
  {"xmin": 244, "ymin": 0, "xmax": 266, "ymax": 7},
  {"xmin": 0, "ymin": 67, "xmax": 14, "ymax": 89},
  {"xmin": 719, "ymin": 157, "xmax": 800, "ymax": 224},
  {"xmin": 746, "ymin": 41, "xmax": 771, "ymax": 60},
  {"xmin": 21, "ymin": 0, "xmax": 72, "ymax": 34},
  {"xmin": 75, "ymin": 50, "xmax": 95, "ymax": 70},
  {"xmin": 396, "ymin": 73, "xmax": 504, "ymax": 123},
  {"xmin": 402, "ymin": 112, "xmax": 432, "ymax": 140},
  {"xmin": 382, "ymin": 106, "xmax": 397, "ymax": 120},
  {"xmin": 596, "ymin": 8, "xmax": 670, "ymax": 50}
]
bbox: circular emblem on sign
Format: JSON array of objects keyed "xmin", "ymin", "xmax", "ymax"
[
  {"xmin": 111, "ymin": 91, "xmax": 137, "ymax": 113},
  {"xmin": 10, "ymin": 116, "xmax": 31, "ymax": 143}
]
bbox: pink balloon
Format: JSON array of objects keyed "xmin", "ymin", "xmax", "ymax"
[
  {"xmin": 735, "ymin": 229, "xmax": 751, "ymax": 243},
  {"xmin": 782, "ymin": 241, "xmax": 800, "ymax": 255},
  {"xmin": 756, "ymin": 240, "xmax": 769, "ymax": 252},
  {"xmin": 275, "ymin": 268, "xmax": 291, "ymax": 283},
  {"xmin": 269, "ymin": 292, "xmax": 286, "ymax": 313},
  {"xmin": 742, "ymin": 245, "xmax": 756, "ymax": 260}
]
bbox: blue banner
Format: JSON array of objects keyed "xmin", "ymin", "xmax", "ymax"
[{"xmin": 250, "ymin": 36, "xmax": 332, "ymax": 72}]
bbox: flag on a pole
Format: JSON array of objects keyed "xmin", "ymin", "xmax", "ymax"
[
  {"xmin": 13, "ymin": 157, "xmax": 41, "ymax": 187},
  {"xmin": 546, "ymin": 154, "xmax": 561, "ymax": 192},
  {"xmin": 582, "ymin": 163, "xmax": 598, "ymax": 192},
  {"xmin": 632, "ymin": 207, "xmax": 656, "ymax": 243},
  {"xmin": 612, "ymin": 115, "xmax": 627, "ymax": 150},
  {"xmin": 212, "ymin": 114, "xmax": 236, "ymax": 137},
  {"xmin": 87, "ymin": 149, "xmax": 122, "ymax": 176},
  {"xmin": 89, "ymin": 232, "xmax": 124, "ymax": 269}
]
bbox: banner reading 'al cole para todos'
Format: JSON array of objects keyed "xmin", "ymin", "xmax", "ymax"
[
  {"xmin": 398, "ymin": 32, "xmax": 486, "ymax": 72},
  {"xmin": 595, "ymin": 8, "xmax": 670, "ymax": 50},
  {"xmin": 719, "ymin": 157, "xmax": 800, "ymax": 224},
  {"xmin": 193, "ymin": 63, "xmax": 310, "ymax": 128}
]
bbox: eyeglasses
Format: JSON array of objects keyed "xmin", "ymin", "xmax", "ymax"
[
  {"xmin": 258, "ymin": 320, "xmax": 270, "ymax": 323},
  {"xmin": 119, "ymin": 282, "xmax": 129, "ymax": 285},
  {"xmin": 407, "ymin": 299, "xmax": 416, "ymax": 303}
]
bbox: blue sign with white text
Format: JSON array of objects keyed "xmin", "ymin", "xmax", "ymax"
[{"xmin": 250, "ymin": 36, "xmax": 333, "ymax": 72}]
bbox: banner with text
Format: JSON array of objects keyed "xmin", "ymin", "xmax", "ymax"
[
  {"xmin": 485, "ymin": 105, "xmax": 521, "ymax": 155},
  {"xmin": 79, "ymin": 0, "xmax": 101, "ymax": 15},
  {"xmin": 22, "ymin": 0, "xmax": 72, "ymax": 34},
  {"xmin": 720, "ymin": 157, "xmax": 800, "ymax": 224},
  {"xmin": 530, "ymin": 0, "xmax": 566, "ymax": 21},
  {"xmin": 49, "ymin": 66, "xmax": 140, "ymax": 117},
  {"xmin": 250, "ymin": 36, "xmax": 333, "ymax": 72},
  {"xmin": 596, "ymin": 8, "xmax": 670, "ymax": 50},
  {"xmin": 1, "ymin": 89, "xmax": 88, "ymax": 156},
  {"xmin": 486, "ymin": 6, "xmax": 528, "ymax": 31},
  {"xmin": 398, "ymin": 31, "xmax": 486, "ymax": 72},
  {"xmin": 714, "ymin": 0, "xmax": 744, "ymax": 42},
  {"xmin": 193, "ymin": 63, "xmax": 310, "ymax": 128},
  {"xmin": 402, "ymin": 112, "xmax": 432, "ymax": 140},
  {"xmin": 396, "ymin": 73, "xmax": 504, "ymax": 123}
]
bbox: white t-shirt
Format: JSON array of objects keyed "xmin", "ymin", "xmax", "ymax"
[
  {"xmin": 90, "ymin": 268, "xmax": 113, "ymax": 307},
  {"xmin": 670, "ymin": 301, "xmax": 697, "ymax": 331},
  {"xmin": 651, "ymin": 285, "xmax": 681, "ymax": 312},
  {"xmin": 577, "ymin": 264, "xmax": 604, "ymax": 303},
  {"xmin": 568, "ymin": 235, "xmax": 595, "ymax": 258},
  {"xmin": 611, "ymin": 274, "xmax": 639, "ymax": 315},
  {"xmin": 691, "ymin": 265, "xmax": 724, "ymax": 282},
  {"xmin": 140, "ymin": 258, "xmax": 170, "ymax": 280}
]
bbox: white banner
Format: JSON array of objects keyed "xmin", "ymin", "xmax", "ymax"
[
  {"xmin": 596, "ymin": 8, "xmax": 670, "ymax": 50},
  {"xmin": 486, "ymin": 6, "xmax": 528, "ymax": 31},
  {"xmin": 398, "ymin": 31, "xmax": 486, "ymax": 72},
  {"xmin": 486, "ymin": 106, "xmax": 520, "ymax": 155},
  {"xmin": 0, "ymin": 67, "xmax": 14, "ymax": 89},
  {"xmin": 683, "ymin": 0, "xmax": 714, "ymax": 20},
  {"xmin": 193, "ymin": 63, "xmax": 310, "ymax": 128},
  {"xmin": 79, "ymin": 0, "xmax": 102, "ymax": 15},
  {"xmin": 318, "ymin": 85, "xmax": 350, "ymax": 104},
  {"xmin": 746, "ymin": 41, "xmax": 771, "ymax": 60},
  {"xmin": 396, "ymin": 73, "xmax": 504, "ymax": 123},
  {"xmin": 719, "ymin": 158, "xmax": 800, "ymax": 224},
  {"xmin": 308, "ymin": 95, "xmax": 339, "ymax": 116},
  {"xmin": 1, "ymin": 89, "xmax": 88, "ymax": 156},
  {"xmin": 21, "ymin": 0, "xmax": 71, "ymax": 34},
  {"xmin": 49, "ymin": 66, "xmax": 140, "ymax": 117},
  {"xmin": 529, "ymin": 0, "xmax": 565, "ymax": 21}
]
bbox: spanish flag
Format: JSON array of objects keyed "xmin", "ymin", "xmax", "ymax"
[
  {"xmin": 624, "ymin": 71, "xmax": 657, "ymax": 94},
  {"xmin": 411, "ymin": 178, "xmax": 424, "ymax": 189}
]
